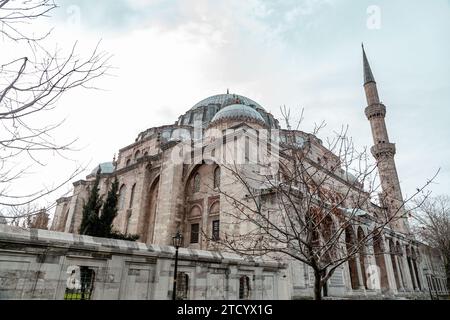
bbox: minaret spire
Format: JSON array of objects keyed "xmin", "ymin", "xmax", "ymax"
[
  {"xmin": 362, "ymin": 43, "xmax": 375, "ymax": 85},
  {"xmin": 362, "ymin": 45, "xmax": 410, "ymax": 234},
  {"xmin": 362, "ymin": 45, "xmax": 380, "ymax": 106}
]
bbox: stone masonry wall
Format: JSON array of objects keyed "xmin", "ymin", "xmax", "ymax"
[{"xmin": 0, "ymin": 225, "xmax": 288, "ymax": 300}]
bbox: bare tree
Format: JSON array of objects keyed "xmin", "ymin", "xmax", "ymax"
[
  {"xmin": 208, "ymin": 113, "xmax": 435, "ymax": 300},
  {"xmin": 4, "ymin": 202, "xmax": 54, "ymax": 229},
  {"xmin": 412, "ymin": 195, "xmax": 450, "ymax": 291},
  {"xmin": 0, "ymin": 0, "xmax": 110, "ymax": 222},
  {"xmin": 4, "ymin": 203, "xmax": 38, "ymax": 226}
]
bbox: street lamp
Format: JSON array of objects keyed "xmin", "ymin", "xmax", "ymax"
[{"xmin": 172, "ymin": 230, "xmax": 183, "ymax": 300}]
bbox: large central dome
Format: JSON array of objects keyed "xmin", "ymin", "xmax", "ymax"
[
  {"xmin": 190, "ymin": 93, "xmax": 263, "ymax": 111},
  {"xmin": 177, "ymin": 92, "xmax": 280, "ymax": 129}
]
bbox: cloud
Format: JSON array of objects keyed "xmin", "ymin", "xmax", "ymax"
[{"xmin": 2, "ymin": 0, "xmax": 449, "ymax": 211}]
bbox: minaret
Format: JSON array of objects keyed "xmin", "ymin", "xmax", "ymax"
[{"xmin": 362, "ymin": 44, "xmax": 409, "ymax": 234}]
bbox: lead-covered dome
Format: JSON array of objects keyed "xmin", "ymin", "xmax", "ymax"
[
  {"xmin": 190, "ymin": 93, "xmax": 263, "ymax": 111},
  {"xmin": 210, "ymin": 104, "xmax": 266, "ymax": 126},
  {"xmin": 177, "ymin": 92, "xmax": 280, "ymax": 129}
]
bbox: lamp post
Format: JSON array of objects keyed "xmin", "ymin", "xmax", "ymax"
[{"xmin": 172, "ymin": 230, "xmax": 183, "ymax": 300}]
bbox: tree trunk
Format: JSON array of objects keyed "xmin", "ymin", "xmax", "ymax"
[
  {"xmin": 314, "ymin": 270, "xmax": 322, "ymax": 300},
  {"xmin": 323, "ymin": 280, "xmax": 328, "ymax": 297}
]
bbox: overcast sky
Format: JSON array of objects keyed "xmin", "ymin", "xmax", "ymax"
[{"xmin": 2, "ymin": 0, "xmax": 449, "ymax": 215}]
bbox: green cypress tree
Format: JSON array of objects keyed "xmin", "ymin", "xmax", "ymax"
[
  {"xmin": 98, "ymin": 177, "xmax": 119, "ymax": 237},
  {"xmin": 80, "ymin": 171, "xmax": 139, "ymax": 241},
  {"xmin": 98, "ymin": 176, "xmax": 139, "ymax": 241},
  {"xmin": 79, "ymin": 168, "xmax": 103, "ymax": 236}
]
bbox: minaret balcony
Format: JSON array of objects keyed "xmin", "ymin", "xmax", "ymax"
[
  {"xmin": 365, "ymin": 103, "xmax": 386, "ymax": 120},
  {"xmin": 371, "ymin": 142, "xmax": 396, "ymax": 159}
]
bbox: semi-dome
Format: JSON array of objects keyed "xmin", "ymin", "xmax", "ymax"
[{"xmin": 210, "ymin": 104, "xmax": 266, "ymax": 126}]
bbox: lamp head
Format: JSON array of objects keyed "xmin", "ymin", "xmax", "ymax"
[{"xmin": 172, "ymin": 230, "xmax": 183, "ymax": 248}]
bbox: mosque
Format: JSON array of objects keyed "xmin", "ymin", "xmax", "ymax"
[{"xmin": 49, "ymin": 47, "xmax": 447, "ymax": 299}]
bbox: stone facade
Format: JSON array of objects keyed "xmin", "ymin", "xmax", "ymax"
[
  {"xmin": 43, "ymin": 48, "xmax": 449, "ymax": 300},
  {"xmin": 0, "ymin": 224, "xmax": 287, "ymax": 300}
]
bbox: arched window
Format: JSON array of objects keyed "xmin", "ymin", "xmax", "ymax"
[
  {"xmin": 193, "ymin": 173, "xmax": 200, "ymax": 193},
  {"xmin": 214, "ymin": 167, "xmax": 220, "ymax": 189},
  {"xmin": 134, "ymin": 150, "xmax": 141, "ymax": 159},
  {"xmin": 126, "ymin": 159, "xmax": 131, "ymax": 167},
  {"xmin": 189, "ymin": 206, "xmax": 201, "ymax": 244},
  {"xmin": 129, "ymin": 184, "xmax": 136, "ymax": 208},
  {"xmin": 190, "ymin": 223, "xmax": 200, "ymax": 244},
  {"xmin": 239, "ymin": 276, "xmax": 251, "ymax": 299},
  {"xmin": 176, "ymin": 272, "xmax": 189, "ymax": 300},
  {"xmin": 118, "ymin": 185, "xmax": 127, "ymax": 210}
]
